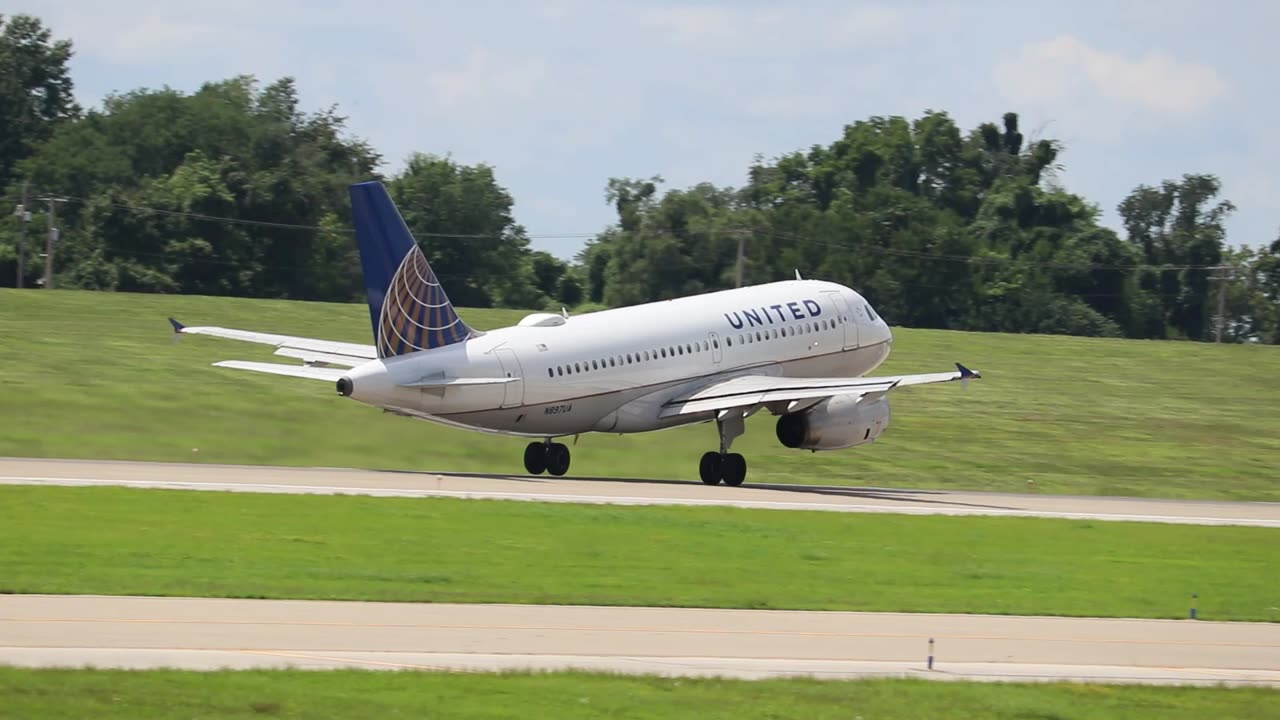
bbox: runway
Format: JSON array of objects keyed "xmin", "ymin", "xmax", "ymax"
[
  {"xmin": 2, "ymin": 595, "xmax": 1277, "ymax": 685},
  {"xmin": 2, "ymin": 457, "xmax": 1278, "ymax": 527}
]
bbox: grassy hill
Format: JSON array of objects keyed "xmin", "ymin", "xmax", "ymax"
[{"xmin": 1, "ymin": 288, "xmax": 1277, "ymax": 500}]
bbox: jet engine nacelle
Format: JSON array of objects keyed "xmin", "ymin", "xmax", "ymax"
[{"xmin": 775, "ymin": 395, "xmax": 891, "ymax": 451}]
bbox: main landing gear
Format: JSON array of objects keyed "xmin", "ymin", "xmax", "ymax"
[
  {"xmin": 524, "ymin": 440, "xmax": 571, "ymax": 476},
  {"xmin": 699, "ymin": 451, "xmax": 746, "ymax": 486},
  {"xmin": 699, "ymin": 409, "xmax": 748, "ymax": 486}
]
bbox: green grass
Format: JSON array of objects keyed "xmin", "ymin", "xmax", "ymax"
[
  {"xmin": 2, "ymin": 486, "xmax": 1277, "ymax": 621},
  {"xmin": 1, "ymin": 289, "xmax": 1279, "ymax": 500},
  {"xmin": 2, "ymin": 669, "xmax": 1277, "ymax": 720}
]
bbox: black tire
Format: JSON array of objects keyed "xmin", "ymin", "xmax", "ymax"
[
  {"xmin": 523, "ymin": 442, "xmax": 547, "ymax": 475},
  {"xmin": 721, "ymin": 453, "xmax": 747, "ymax": 487},
  {"xmin": 699, "ymin": 451, "xmax": 722, "ymax": 485},
  {"xmin": 545, "ymin": 442, "xmax": 571, "ymax": 477}
]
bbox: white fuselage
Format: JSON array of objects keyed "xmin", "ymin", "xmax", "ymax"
[{"xmin": 342, "ymin": 279, "xmax": 894, "ymax": 437}]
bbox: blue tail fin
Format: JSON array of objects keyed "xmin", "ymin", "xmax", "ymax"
[{"xmin": 349, "ymin": 181, "xmax": 474, "ymax": 358}]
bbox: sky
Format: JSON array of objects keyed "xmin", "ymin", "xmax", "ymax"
[{"xmin": 17, "ymin": 0, "xmax": 1280, "ymax": 260}]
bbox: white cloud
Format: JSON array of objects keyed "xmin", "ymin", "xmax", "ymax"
[
  {"xmin": 641, "ymin": 3, "xmax": 910, "ymax": 54},
  {"xmin": 422, "ymin": 49, "xmax": 550, "ymax": 111},
  {"xmin": 995, "ymin": 35, "xmax": 1225, "ymax": 116}
]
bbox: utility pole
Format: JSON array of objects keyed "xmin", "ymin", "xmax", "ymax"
[
  {"xmin": 1208, "ymin": 264, "xmax": 1232, "ymax": 343},
  {"xmin": 734, "ymin": 232, "xmax": 746, "ymax": 288},
  {"xmin": 14, "ymin": 182, "xmax": 30, "ymax": 288},
  {"xmin": 38, "ymin": 195, "xmax": 61, "ymax": 289}
]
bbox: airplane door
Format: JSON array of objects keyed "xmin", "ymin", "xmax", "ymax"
[
  {"xmin": 824, "ymin": 292, "xmax": 859, "ymax": 350},
  {"xmin": 709, "ymin": 332, "xmax": 723, "ymax": 365},
  {"xmin": 493, "ymin": 348, "xmax": 524, "ymax": 408}
]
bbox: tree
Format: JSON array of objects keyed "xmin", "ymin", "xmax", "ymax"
[
  {"xmin": 582, "ymin": 110, "xmax": 1236, "ymax": 342},
  {"xmin": 0, "ymin": 14, "xmax": 78, "ymax": 190},
  {"xmin": 1118, "ymin": 174, "xmax": 1234, "ymax": 339},
  {"xmin": 12, "ymin": 75, "xmax": 379, "ymax": 298},
  {"xmin": 389, "ymin": 153, "xmax": 536, "ymax": 308}
]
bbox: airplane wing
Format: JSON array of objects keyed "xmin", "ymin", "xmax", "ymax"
[
  {"xmin": 170, "ymin": 317, "xmax": 376, "ymax": 371},
  {"xmin": 660, "ymin": 363, "xmax": 980, "ymax": 418}
]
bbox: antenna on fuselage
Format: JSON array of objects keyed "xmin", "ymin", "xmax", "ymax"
[{"xmin": 794, "ymin": 269, "xmax": 802, "ymax": 280}]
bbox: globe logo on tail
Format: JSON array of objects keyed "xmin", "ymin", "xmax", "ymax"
[{"xmin": 376, "ymin": 245, "xmax": 473, "ymax": 358}]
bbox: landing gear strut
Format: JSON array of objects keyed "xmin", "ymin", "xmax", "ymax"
[
  {"xmin": 699, "ymin": 410, "xmax": 748, "ymax": 486},
  {"xmin": 524, "ymin": 440, "xmax": 571, "ymax": 477}
]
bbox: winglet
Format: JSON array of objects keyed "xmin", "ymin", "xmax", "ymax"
[
  {"xmin": 168, "ymin": 317, "xmax": 185, "ymax": 334},
  {"xmin": 956, "ymin": 362, "xmax": 980, "ymax": 389}
]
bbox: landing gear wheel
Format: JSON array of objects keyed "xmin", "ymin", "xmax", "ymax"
[
  {"xmin": 545, "ymin": 442, "xmax": 571, "ymax": 477},
  {"xmin": 720, "ymin": 453, "xmax": 747, "ymax": 487},
  {"xmin": 699, "ymin": 451, "xmax": 722, "ymax": 485},
  {"xmin": 523, "ymin": 442, "xmax": 547, "ymax": 475}
]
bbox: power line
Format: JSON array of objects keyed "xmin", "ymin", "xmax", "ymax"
[
  {"xmin": 28, "ymin": 189, "xmax": 1238, "ymax": 273},
  {"xmin": 50, "ymin": 193, "xmax": 597, "ymax": 241}
]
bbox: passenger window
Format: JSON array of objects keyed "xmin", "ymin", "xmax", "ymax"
[
  {"xmin": 755, "ymin": 331, "xmax": 762, "ymax": 341},
  {"xmin": 547, "ymin": 368, "xmax": 553, "ymax": 377},
  {"xmin": 660, "ymin": 348, "xmax": 666, "ymax": 358},
  {"xmin": 725, "ymin": 337, "xmax": 732, "ymax": 347},
  {"xmin": 609, "ymin": 358, "xmax": 615, "ymax": 367},
  {"xmin": 686, "ymin": 344, "xmax": 692, "ymax": 354},
  {"xmin": 591, "ymin": 360, "xmax": 598, "ymax": 370},
  {"xmin": 772, "ymin": 329, "xmax": 778, "ymax": 339},
  {"xmin": 677, "ymin": 346, "xmax": 683, "ymax": 356},
  {"xmin": 574, "ymin": 363, "xmax": 580, "ymax": 373}
]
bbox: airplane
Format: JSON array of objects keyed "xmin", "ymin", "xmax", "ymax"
[{"xmin": 170, "ymin": 181, "xmax": 980, "ymax": 486}]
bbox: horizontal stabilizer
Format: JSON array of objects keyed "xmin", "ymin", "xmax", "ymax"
[
  {"xmin": 272, "ymin": 347, "xmax": 367, "ymax": 368},
  {"xmin": 212, "ymin": 361, "xmax": 346, "ymax": 382},
  {"xmin": 170, "ymin": 319, "xmax": 376, "ymax": 361}
]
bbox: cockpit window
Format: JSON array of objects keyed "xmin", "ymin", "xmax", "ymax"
[{"xmin": 866, "ymin": 304, "xmax": 877, "ymax": 321}]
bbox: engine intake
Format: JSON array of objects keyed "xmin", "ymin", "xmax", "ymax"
[{"xmin": 775, "ymin": 396, "xmax": 890, "ymax": 451}]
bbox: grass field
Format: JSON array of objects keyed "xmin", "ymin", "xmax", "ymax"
[
  {"xmin": 1, "ymin": 289, "xmax": 1279, "ymax": 500},
  {"xmin": 2, "ymin": 669, "xmax": 1277, "ymax": 720},
  {"xmin": 2, "ymin": 486, "xmax": 1276, "ymax": 620}
]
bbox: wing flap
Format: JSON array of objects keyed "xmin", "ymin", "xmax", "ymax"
[
  {"xmin": 212, "ymin": 360, "xmax": 346, "ymax": 382},
  {"xmin": 660, "ymin": 363, "xmax": 981, "ymax": 418},
  {"xmin": 272, "ymin": 347, "xmax": 367, "ymax": 368}
]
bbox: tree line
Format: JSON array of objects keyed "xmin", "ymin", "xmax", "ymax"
[{"xmin": 2, "ymin": 13, "xmax": 1278, "ymax": 343}]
